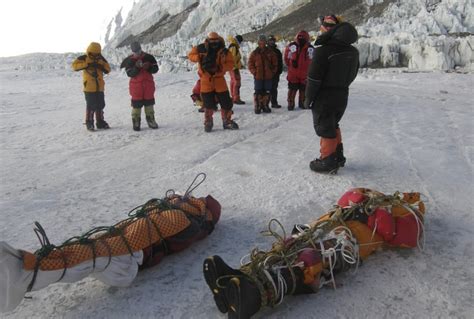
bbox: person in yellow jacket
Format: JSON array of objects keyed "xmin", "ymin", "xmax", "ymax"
[
  {"xmin": 188, "ymin": 32, "xmax": 239, "ymax": 132},
  {"xmin": 72, "ymin": 42, "xmax": 111, "ymax": 131},
  {"xmin": 227, "ymin": 35, "xmax": 245, "ymax": 105}
]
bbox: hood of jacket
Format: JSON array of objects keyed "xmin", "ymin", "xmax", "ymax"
[
  {"xmin": 295, "ymin": 30, "xmax": 310, "ymax": 43},
  {"xmin": 314, "ymin": 22, "xmax": 358, "ymax": 46},
  {"xmin": 86, "ymin": 42, "xmax": 102, "ymax": 55},
  {"xmin": 227, "ymin": 35, "xmax": 240, "ymax": 49}
]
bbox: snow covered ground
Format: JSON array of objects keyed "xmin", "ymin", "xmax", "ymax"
[{"xmin": 0, "ymin": 66, "xmax": 473, "ymax": 318}]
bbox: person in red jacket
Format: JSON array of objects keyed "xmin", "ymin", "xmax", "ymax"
[
  {"xmin": 120, "ymin": 42, "xmax": 159, "ymax": 131},
  {"xmin": 284, "ymin": 31, "xmax": 314, "ymax": 110}
]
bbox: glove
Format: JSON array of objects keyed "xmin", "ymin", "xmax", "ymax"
[
  {"xmin": 135, "ymin": 60, "xmax": 143, "ymax": 68},
  {"xmin": 304, "ymin": 99, "xmax": 312, "ymax": 109}
]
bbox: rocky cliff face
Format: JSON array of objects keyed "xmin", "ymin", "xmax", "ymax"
[{"xmin": 103, "ymin": 0, "xmax": 473, "ymax": 71}]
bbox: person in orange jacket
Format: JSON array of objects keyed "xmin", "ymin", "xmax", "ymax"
[
  {"xmin": 188, "ymin": 32, "xmax": 239, "ymax": 132},
  {"xmin": 248, "ymin": 35, "xmax": 278, "ymax": 114},
  {"xmin": 72, "ymin": 42, "xmax": 111, "ymax": 131}
]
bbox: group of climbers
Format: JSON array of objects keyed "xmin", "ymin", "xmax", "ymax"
[
  {"xmin": 72, "ymin": 15, "xmax": 358, "ymax": 174},
  {"xmin": 73, "ymin": 41, "xmax": 159, "ymax": 132}
]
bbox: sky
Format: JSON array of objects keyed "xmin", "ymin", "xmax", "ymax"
[{"xmin": 0, "ymin": 0, "xmax": 134, "ymax": 57}]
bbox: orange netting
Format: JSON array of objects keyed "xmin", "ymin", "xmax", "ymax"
[{"xmin": 23, "ymin": 195, "xmax": 212, "ymax": 271}]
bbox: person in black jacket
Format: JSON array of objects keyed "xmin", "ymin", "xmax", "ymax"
[
  {"xmin": 267, "ymin": 35, "xmax": 283, "ymax": 108},
  {"xmin": 304, "ymin": 16, "xmax": 359, "ymax": 173},
  {"xmin": 120, "ymin": 42, "xmax": 159, "ymax": 131}
]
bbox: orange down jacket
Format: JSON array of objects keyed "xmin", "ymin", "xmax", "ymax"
[{"xmin": 188, "ymin": 38, "xmax": 234, "ymax": 93}]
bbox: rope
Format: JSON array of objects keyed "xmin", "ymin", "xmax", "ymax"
[
  {"xmin": 24, "ymin": 173, "xmax": 210, "ymax": 292},
  {"xmin": 237, "ymin": 190, "xmax": 424, "ymax": 306},
  {"xmin": 184, "ymin": 173, "xmax": 207, "ymax": 198}
]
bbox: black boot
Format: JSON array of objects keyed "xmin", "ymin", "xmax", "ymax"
[
  {"xmin": 85, "ymin": 120, "xmax": 95, "ymax": 131},
  {"xmin": 226, "ymin": 276, "xmax": 262, "ymax": 319},
  {"xmin": 309, "ymin": 153, "xmax": 339, "ymax": 174},
  {"xmin": 95, "ymin": 111, "xmax": 110, "ymax": 129},
  {"xmin": 96, "ymin": 120, "xmax": 110, "ymax": 129},
  {"xmin": 336, "ymin": 144, "xmax": 346, "ymax": 167},
  {"xmin": 203, "ymin": 256, "xmax": 243, "ymax": 313},
  {"xmin": 223, "ymin": 120, "xmax": 239, "ymax": 130},
  {"xmin": 146, "ymin": 116, "xmax": 159, "ymax": 129},
  {"xmin": 132, "ymin": 117, "xmax": 141, "ymax": 131}
]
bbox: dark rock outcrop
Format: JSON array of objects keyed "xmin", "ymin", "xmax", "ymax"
[
  {"xmin": 243, "ymin": 0, "xmax": 395, "ymax": 40},
  {"xmin": 117, "ymin": 2, "xmax": 200, "ymax": 48}
]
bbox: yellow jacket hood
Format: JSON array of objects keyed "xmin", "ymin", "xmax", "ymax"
[{"xmin": 87, "ymin": 42, "xmax": 102, "ymax": 55}]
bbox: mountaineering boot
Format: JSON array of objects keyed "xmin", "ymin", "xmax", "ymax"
[
  {"xmin": 310, "ymin": 153, "xmax": 339, "ymax": 174},
  {"xmin": 203, "ymin": 256, "xmax": 243, "ymax": 313},
  {"xmin": 271, "ymin": 92, "xmax": 281, "ymax": 108},
  {"xmin": 204, "ymin": 109, "xmax": 214, "ymax": 132},
  {"xmin": 222, "ymin": 109, "xmax": 239, "ymax": 130},
  {"xmin": 144, "ymin": 105, "xmax": 159, "ymax": 129},
  {"xmin": 254, "ymin": 94, "xmax": 261, "ymax": 114},
  {"xmin": 205, "ymin": 119, "xmax": 214, "ymax": 132},
  {"xmin": 223, "ymin": 120, "xmax": 239, "ymax": 130},
  {"xmin": 85, "ymin": 120, "xmax": 95, "ymax": 131},
  {"xmin": 96, "ymin": 120, "xmax": 110, "ymax": 129},
  {"xmin": 298, "ymin": 89, "xmax": 307, "ymax": 109},
  {"xmin": 132, "ymin": 118, "xmax": 141, "ymax": 131},
  {"xmin": 131, "ymin": 107, "xmax": 141, "ymax": 131},
  {"xmin": 287, "ymin": 89, "xmax": 296, "ymax": 111},
  {"xmin": 146, "ymin": 116, "xmax": 159, "ymax": 129},
  {"xmin": 262, "ymin": 94, "xmax": 271, "ymax": 113},
  {"xmin": 271, "ymin": 102, "xmax": 282, "ymax": 109},
  {"xmin": 226, "ymin": 276, "xmax": 262, "ymax": 319},
  {"xmin": 95, "ymin": 110, "xmax": 110, "ymax": 129},
  {"xmin": 85, "ymin": 109, "xmax": 95, "ymax": 131},
  {"xmin": 336, "ymin": 143, "xmax": 346, "ymax": 167}
]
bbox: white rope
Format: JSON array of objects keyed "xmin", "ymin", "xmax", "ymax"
[
  {"xmin": 240, "ymin": 253, "xmax": 251, "ymax": 266},
  {"xmin": 319, "ymin": 240, "xmax": 337, "ymax": 289}
]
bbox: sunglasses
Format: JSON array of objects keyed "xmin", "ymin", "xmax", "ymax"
[{"xmin": 319, "ymin": 14, "xmax": 338, "ymax": 26}]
